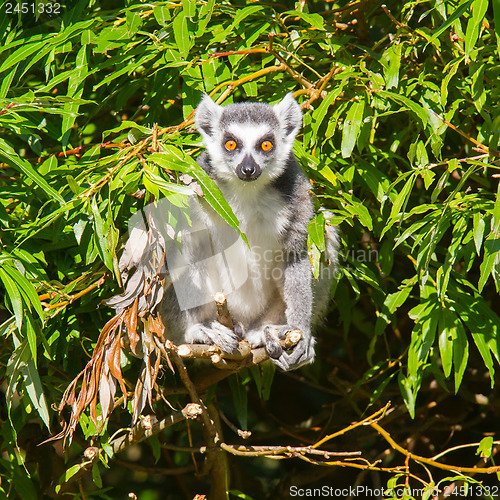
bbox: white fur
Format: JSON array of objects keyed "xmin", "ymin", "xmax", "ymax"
[{"xmin": 180, "ymin": 181, "xmax": 290, "ymax": 328}]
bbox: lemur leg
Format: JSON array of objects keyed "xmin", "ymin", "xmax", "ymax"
[{"xmin": 246, "ymin": 254, "xmax": 314, "ymax": 371}]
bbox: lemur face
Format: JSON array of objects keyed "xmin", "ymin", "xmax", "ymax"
[{"xmin": 195, "ymin": 94, "xmax": 302, "ymax": 184}]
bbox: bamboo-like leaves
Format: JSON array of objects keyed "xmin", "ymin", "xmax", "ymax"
[
  {"xmin": 2, "ymin": 2, "xmax": 500, "ymax": 494},
  {"xmin": 7, "ymin": 333, "xmax": 51, "ymax": 430},
  {"xmin": 465, "ymin": 0, "xmax": 489, "ymax": 58},
  {"xmin": 0, "ymin": 138, "xmax": 65, "ymax": 205},
  {"xmin": 341, "ymin": 98, "xmax": 365, "ymax": 158},
  {"xmin": 149, "ymin": 148, "xmax": 243, "ymax": 239}
]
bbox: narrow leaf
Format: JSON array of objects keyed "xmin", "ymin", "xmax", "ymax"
[
  {"xmin": 0, "ymin": 138, "xmax": 65, "ymax": 205},
  {"xmin": 425, "ymin": 1, "xmax": 472, "ymax": 49},
  {"xmin": 341, "ymin": 98, "xmax": 365, "ymax": 158}
]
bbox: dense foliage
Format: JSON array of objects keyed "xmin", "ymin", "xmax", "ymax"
[{"xmin": 1, "ymin": 0, "xmax": 500, "ymax": 498}]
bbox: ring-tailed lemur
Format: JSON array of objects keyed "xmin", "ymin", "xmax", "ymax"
[{"xmin": 108, "ymin": 94, "xmax": 338, "ymax": 371}]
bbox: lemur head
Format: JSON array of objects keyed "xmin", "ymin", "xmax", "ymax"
[{"xmin": 195, "ymin": 93, "xmax": 302, "ymax": 184}]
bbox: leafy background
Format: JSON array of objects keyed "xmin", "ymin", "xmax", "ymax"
[{"xmin": 1, "ymin": 0, "xmax": 500, "ymax": 498}]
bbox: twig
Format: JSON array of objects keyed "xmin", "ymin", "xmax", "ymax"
[
  {"xmin": 151, "ymin": 123, "xmax": 158, "ymax": 153},
  {"xmin": 111, "ymin": 407, "xmax": 201, "ymax": 454},
  {"xmin": 431, "ymin": 441, "xmax": 500, "ymax": 461},
  {"xmin": 214, "ymin": 292, "xmax": 234, "ymax": 330},
  {"xmin": 41, "ymin": 273, "xmax": 108, "ymax": 310},
  {"xmin": 302, "ymin": 65, "xmax": 340, "ymax": 109},
  {"xmin": 211, "ymin": 64, "xmax": 287, "ymax": 103},
  {"xmin": 313, "ymin": 402, "xmax": 391, "ymax": 448},
  {"xmin": 219, "ymin": 410, "xmax": 252, "ymax": 439},
  {"xmin": 34, "ymin": 141, "xmax": 125, "ymax": 164},
  {"xmin": 371, "ymin": 421, "xmax": 500, "ymax": 474},
  {"xmin": 78, "ymin": 139, "xmax": 150, "ymax": 199},
  {"xmin": 220, "ymin": 443, "xmax": 362, "ymax": 459},
  {"xmin": 207, "ymin": 48, "xmax": 269, "ymax": 59},
  {"xmin": 431, "ymin": 110, "xmax": 500, "ymax": 157},
  {"xmin": 381, "ymin": 4, "xmax": 410, "ymax": 31}
]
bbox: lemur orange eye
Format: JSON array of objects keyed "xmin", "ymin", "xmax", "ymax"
[
  {"xmin": 261, "ymin": 140, "xmax": 273, "ymax": 152},
  {"xmin": 225, "ymin": 140, "xmax": 237, "ymax": 151}
]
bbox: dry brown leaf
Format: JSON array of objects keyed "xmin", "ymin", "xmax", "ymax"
[{"xmin": 126, "ymin": 297, "xmax": 140, "ymax": 355}]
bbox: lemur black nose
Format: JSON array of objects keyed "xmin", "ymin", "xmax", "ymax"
[
  {"xmin": 242, "ymin": 164, "xmax": 255, "ymax": 176},
  {"xmin": 236, "ymin": 155, "xmax": 261, "ymax": 181}
]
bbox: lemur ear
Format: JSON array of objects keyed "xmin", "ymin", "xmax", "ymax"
[
  {"xmin": 195, "ymin": 95, "xmax": 222, "ymax": 138},
  {"xmin": 273, "ymin": 93, "xmax": 302, "ymax": 139}
]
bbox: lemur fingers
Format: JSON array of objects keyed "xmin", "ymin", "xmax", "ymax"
[
  {"xmin": 252, "ymin": 325, "xmax": 315, "ymax": 371},
  {"xmin": 184, "ymin": 321, "xmax": 241, "ymax": 354}
]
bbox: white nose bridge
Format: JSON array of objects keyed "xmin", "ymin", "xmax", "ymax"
[{"xmin": 227, "ymin": 123, "xmax": 272, "ymax": 152}]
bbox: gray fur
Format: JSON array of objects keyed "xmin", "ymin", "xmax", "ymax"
[{"xmin": 220, "ymin": 103, "xmax": 279, "ymax": 130}]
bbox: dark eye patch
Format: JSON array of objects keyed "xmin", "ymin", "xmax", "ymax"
[
  {"xmin": 222, "ymin": 133, "xmax": 241, "ymax": 153},
  {"xmin": 255, "ymin": 133, "xmax": 275, "ymax": 154}
]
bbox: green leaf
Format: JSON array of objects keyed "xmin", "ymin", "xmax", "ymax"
[
  {"xmin": 25, "ymin": 315, "xmax": 38, "ymax": 369},
  {"xmin": 91, "ymin": 199, "xmax": 119, "ymax": 277},
  {"xmin": 343, "ymin": 198, "xmax": 373, "ymax": 230},
  {"xmin": 91, "ymin": 462, "xmax": 102, "ymax": 488},
  {"xmin": 382, "ymin": 172, "xmax": 416, "ymax": 237},
  {"xmin": 380, "ymin": 43, "xmax": 402, "ymax": 89},
  {"xmin": 453, "ymin": 319, "xmax": 469, "ymax": 392},
  {"xmin": 149, "ymin": 149, "xmax": 244, "ymax": 241},
  {"xmin": 4, "ymin": 264, "xmax": 44, "ymax": 323},
  {"xmin": 473, "ymin": 212, "xmax": 486, "ymax": 254},
  {"xmin": 478, "ymin": 234, "xmax": 500, "ymax": 292},
  {"xmin": 228, "ymin": 373, "xmax": 248, "ymax": 430},
  {"xmin": 378, "ymin": 90, "xmax": 428, "ymax": 128},
  {"xmin": 438, "ymin": 308, "xmax": 455, "ymax": 378},
  {"xmin": 154, "ymin": 5, "xmax": 171, "ymax": 26},
  {"xmin": 57, "ymin": 463, "xmax": 83, "ymax": 492},
  {"xmin": 376, "ymin": 280, "xmax": 415, "ymax": 335},
  {"xmin": 284, "ymin": 11, "xmax": 325, "ymax": 30},
  {"xmin": 0, "ymin": 138, "xmax": 65, "ymax": 205},
  {"xmin": 307, "ymin": 213, "xmax": 326, "ymax": 252},
  {"xmin": 0, "ymin": 63, "xmax": 18, "ymax": 98},
  {"xmin": 465, "ymin": 0, "xmax": 488, "ymax": 58},
  {"xmin": 341, "ymin": 98, "xmax": 365, "ymax": 158},
  {"xmin": 0, "ymin": 39, "xmax": 48, "ymax": 73},
  {"xmin": 493, "ymin": 0, "xmax": 500, "ymax": 49},
  {"xmin": 368, "ymin": 371, "xmax": 397, "ymax": 408},
  {"xmin": 143, "ymin": 169, "xmax": 194, "ymax": 196},
  {"xmin": 197, "ymin": 0, "xmax": 215, "ymax": 35},
  {"xmin": 232, "ymin": 5, "xmax": 263, "ymax": 27},
  {"xmin": 173, "ymin": 10, "xmax": 192, "ymax": 58},
  {"xmin": 476, "ymin": 436, "xmax": 494, "ymax": 458},
  {"xmin": 61, "ymin": 44, "xmax": 88, "ymax": 146},
  {"xmin": 0, "ymin": 267, "xmax": 24, "ymax": 330},
  {"xmin": 149, "ymin": 434, "xmax": 162, "ymax": 463},
  {"xmin": 451, "ymin": 289, "xmax": 497, "ymax": 384},
  {"xmin": 424, "ymin": 1, "xmax": 472, "ymax": 49},
  {"xmin": 398, "ymin": 371, "xmax": 416, "ymax": 418},
  {"xmin": 126, "ymin": 11, "xmax": 142, "ymax": 36},
  {"xmin": 471, "ymin": 63, "xmax": 486, "ymax": 112},
  {"xmin": 9, "ymin": 334, "xmax": 51, "ymax": 430},
  {"xmin": 311, "ymin": 83, "xmax": 346, "ymax": 137}
]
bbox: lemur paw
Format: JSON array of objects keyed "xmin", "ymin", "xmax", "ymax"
[
  {"xmin": 260, "ymin": 325, "xmax": 315, "ymax": 371},
  {"xmin": 185, "ymin": 321, "xmax": 241, "ymax": 354}
]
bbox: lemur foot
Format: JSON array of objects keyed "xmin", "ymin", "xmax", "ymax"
[{"xmin": 247, "ymin": 325, "xmax": 315, "ymax": 371}]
